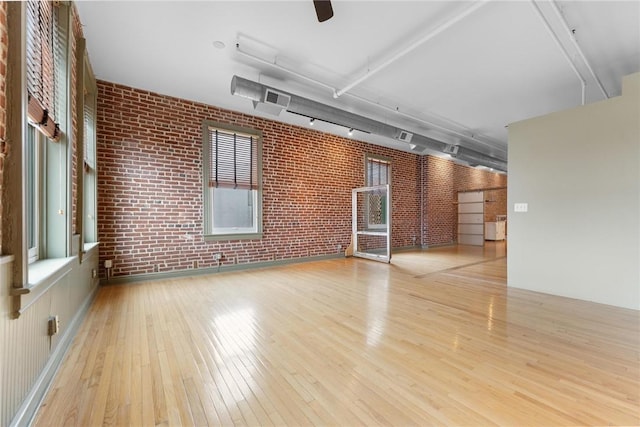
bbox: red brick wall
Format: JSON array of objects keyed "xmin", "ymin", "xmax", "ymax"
[
  {"xmin": 0, "ymin": 1, "xmax": 6, "ymax": 255},
  {"xmin": 484, "ymin": 188, "xmax": 507, "ymax": 223},
  {"xmin": 97, "ymin": 81, "xmax": 421, "ymax": 278},
  {"xmin": 421, "ymin": 155, "xmax": 507, "ymax": 246}
]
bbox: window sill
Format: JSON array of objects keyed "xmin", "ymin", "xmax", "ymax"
[
  {"xmin": 15, "ymin": 256, "xmax": 76, "ymax": 315},
  {"xmin": 28, "ymin": 257, "xmax": 75, "ymax": 287},
  {"xmin": 82, "ymin": 242, "xmax": 100, "ymax": 260},
  {"xmin": 83, "ymin": 242, "xmax": 99, "ymax": 252},
  {"xmin": 0, "ymin": 254, "xmax": 15, "ymax": 265},
  {"xmin": 204, "ymin": 232, "xmax": 263, "ymax": 241}
]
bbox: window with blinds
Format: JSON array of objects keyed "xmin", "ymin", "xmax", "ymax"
[
  {"xmin": 365, "ymin": 154, "xmax": 391, "ymax": 229},
  {"xmin": 203, "ymin": 122, "xmax": 262, "ymax": 239},
  {"xmin": 23, "ymin": 0, "xmax": 72, "ymax": 263},
  {"xmin": 366, "ymin": 156, "xmax": 390, "ymax": 186},
  {"xmin": 26, "ymin": 0, "xmax": 65, "ymax": 141},
  {"xmin": 207, "ymin": 128, "xmax": 258, "ymax": 190},
  {"xmin": 83, "ymin": 101, "xmax": 96, "ymax": 170},
  {"xmin": 83, "ymin": 83, "xmax": 98, "ymax": 245}
]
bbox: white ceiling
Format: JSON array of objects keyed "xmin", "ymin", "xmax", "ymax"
[{"xmin": 75, "ymin": 0, "xmax": 640, "ymax": 168}]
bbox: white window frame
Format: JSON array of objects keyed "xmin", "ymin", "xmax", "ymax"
[{"xmin": 202, "ymin": 121, "xmax": 263, "ymax": 240}]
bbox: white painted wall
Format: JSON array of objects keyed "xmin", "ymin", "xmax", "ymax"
[{"xmin": 507, "ymin": 73, "xmax": 640, "ymax": 310}]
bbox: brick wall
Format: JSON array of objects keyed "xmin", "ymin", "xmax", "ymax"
[
  {"xmin": 484, "ymin": 188, "xmax": 507, "ymax": 223},
  {"xmin": 0, "ymin": 1, "xmax": 7, "ymax": 255},
  {"xmin": 97, "ymin": 81, "xmax": 421, "ymax": 278},
  {"xmin": 422, "ymin": 155, "xmax": 507, "ymax": 246}
]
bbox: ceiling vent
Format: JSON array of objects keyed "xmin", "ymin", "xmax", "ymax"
[
  {"xmin": 396, "ymin": 130, "xmax": 413, "ymax": 143},
  {"xmin": 264, "ymin": 89, "xmax": 291, "ymax": 108},
  {"xmin": 443, "ymin": 144, "xmax": 459, "ymax": 156},
  {"xmin": 252, "ymin": 89, "xmax": 291, "ymax": 116}
]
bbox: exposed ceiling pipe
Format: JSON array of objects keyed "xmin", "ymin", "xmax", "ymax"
[
  {"xmin": 231, "ymin": 75, "xmax": 447, "ymax": 152},
  {"xmin": 235, "ymin": 42, "xmax": 339, "ymax": 98},
  {"xmin": 347, "ymin": 92, "xmax": 507, "ymax": 159},
  {"xmin": 454, "ymin": 148, "xmax": 508, "ymax": 171},
  {"xmin": 549, "ymin": 0, "xmax": 609, "ymax": 99},
  {"xmin": 530, "ymin": 0, "xmax": 587, "ymax": 105},
  {"xmin": 230, "ymin": 75, "xmax": 507, "ymax": 171},
  {"xmin": 334, "ymin": 0, "xmax": 491, "ymax": 98},
  {"xmin": 235, "ymin": 42, "xmax": 506, "ymax": 159}
]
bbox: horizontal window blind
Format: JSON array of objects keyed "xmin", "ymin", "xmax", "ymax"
[
  {"xmin": 26, "ymin": 0, "xmax": 61, "ymax": 141},
  {"xmin": 367, "ymin": 158, "xmax": 390, "ymax": 186},
  {"xmin": 83, "ymin": 101, "xmax": 95, "ymax": 170},
  {"xmin": 208, "ymin": 128, "xmax": 258, "ymax": 190}
]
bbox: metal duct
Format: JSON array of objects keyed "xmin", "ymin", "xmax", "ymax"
[
  {"xmin": 230, "ymin": 75, "xmax": 506, "ymax": 171},
  {"xmin": 455, "ymin": 147, "xmax": 508, "ymax": 172}
]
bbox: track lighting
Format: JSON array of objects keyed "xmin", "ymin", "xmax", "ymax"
[
  {"xmin": 348, "ymin": 128, "xmax": 354, "ymax": 136},
  {"xmin": 309, "ymin": 118, "xmax": 315, "ymax": 126}
]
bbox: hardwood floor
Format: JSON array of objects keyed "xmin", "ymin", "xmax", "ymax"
[{"xmin": 34, "ymin": 243, "xmax": 640, "ymax": 426}]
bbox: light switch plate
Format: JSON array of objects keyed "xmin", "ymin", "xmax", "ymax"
[{"xmin": 514, "ymin": 203, "xmax": 528, "ymax": 212}]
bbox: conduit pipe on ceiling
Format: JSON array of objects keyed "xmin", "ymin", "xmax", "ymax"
[
  {"xmin": 549, "ymin": 0, "xmax": 609, "ymax": 99},
  {"xmin": 348, "ymin": 91, "xmax": 507, "ymax": 159},
  {"xmin": 235, "ymin": 43, "xmax": 506, "ymax": 158},
  {"xmin": 530, "ymin": 0, "xmax": 586, "ymax": 105},
  {"xmin": 230, "ymin": 75, "xmax": 508, "ymax": 171},
  {"xmin": 235, "ymin": 43, "xmax": 339, "ymax": 97},
  {"xmin": 333, "ymin": 0, "xmax": 491, "ymax": 98}
]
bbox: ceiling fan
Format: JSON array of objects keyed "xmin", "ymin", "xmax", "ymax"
[{"xmin": 313, "ymin": 0, "xmax": 334, "ymax": 22}]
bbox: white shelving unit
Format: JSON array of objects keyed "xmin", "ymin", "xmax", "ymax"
[
  {"xmin": 457, "ymin": 191, "xmax": 484, "ymax": 246},
  {"xmin": 485, "ymin": 221, "xmax": 506, "ymax": 240}
]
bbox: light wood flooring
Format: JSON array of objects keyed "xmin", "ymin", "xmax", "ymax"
[{"xmin": 34, "ymin": 243, "xmax": 640, "ymax": 426}]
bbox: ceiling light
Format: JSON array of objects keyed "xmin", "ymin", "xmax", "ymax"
[
  {"xmin": 409, "ymin": 143, "xmax": 417, "ymax": 150},
  {"xmin": 213, "ymin": 40, "xmax": 226, "ymax": 49},
  {"xmin": 348, "ymin": 128, "xmax": 354, "ymax": 136},
  {"xmin": 309, "ymin": 118, "xmax": 315, "ymax": 126}
]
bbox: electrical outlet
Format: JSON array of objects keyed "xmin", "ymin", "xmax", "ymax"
[
  {"xmin": 514, "ymin": 203, "xmax": 528, "ymax": 212},
  {"xmin": 48, "ymin": 315, "xmax": 60, "ymax": 336},
  {"xmin": 213, "ymin": 253, "xmax": 222, "ymax": 261},
  {"xmin": 193, "ymin": 260, "xmax": 198, "ymax": 269},
  {"xmin": 91, "ymin": 269, "xmax": 97, "ymax": 278}
]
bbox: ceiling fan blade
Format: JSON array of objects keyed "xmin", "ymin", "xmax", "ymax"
[{"xmin": 313, "ymin": 0, "xmax": 334, "ymax": 22}]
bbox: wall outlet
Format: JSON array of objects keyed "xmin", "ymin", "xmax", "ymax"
[
  {"xmin": 91, "ymin": 269, "xmax": 97, "ymax": 278},
  {"xmin": 213, "ymin": 253, "xmax": 222, "ymax": 261},
  {"xmin": 193, "ymin": 260, "xmax": 198, "ymax": 269},
  {"xmin": 48, "ymin": 315, "xmax": 60, "ymax": 336},
  {"xmin": 104, "ymin": 260, "xmax": 113, "ymax": 269},
  {"xmin": 514, "ymin": 203, "xmax": 528, "ymax": 212}
]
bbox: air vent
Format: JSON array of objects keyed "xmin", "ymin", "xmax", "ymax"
[
  {"xmin": 396, "ymin": 130, "xmax": 413, "ymax": 143},
  {"xmin": 264, "ymin": 89, "xmax": 291, "ymax": 108},
  {"xmin": 443, "ymin": 144, "xmax": 459, "ymax": 155}
]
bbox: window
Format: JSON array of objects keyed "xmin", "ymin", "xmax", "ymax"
[
  {"xmin": 365, "ymin": 154, "xmax": 391, "ymax": 229},
  {"xmin": 26, "ymin": 0, "xmax": 61, "ymax": 141},
  {"xmin": 26, "ymin": 125, "xmax": 43, "ymax": 263},
  {"xmin": 366, "ymin": 155, "xmax": 390, "ymax": 187},
  {"xmin": 24, "ymin": 0, "xmax": 71, "ymax": 262},
  {"xmin": 82, "ymin": 63, "xmax": 98, "ymax": 245},
  {"xmin": 203, "ymin": 121, "xmax": 262, "ymax": 239}
]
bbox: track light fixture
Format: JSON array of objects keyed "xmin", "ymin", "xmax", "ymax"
[
  {"xmin": 309, "ymin": 118, "xmax": 315, "ymax": 126},
  {"xmin": 348, "ymin": 128, "xmax": 354, "ymax": 136}
]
